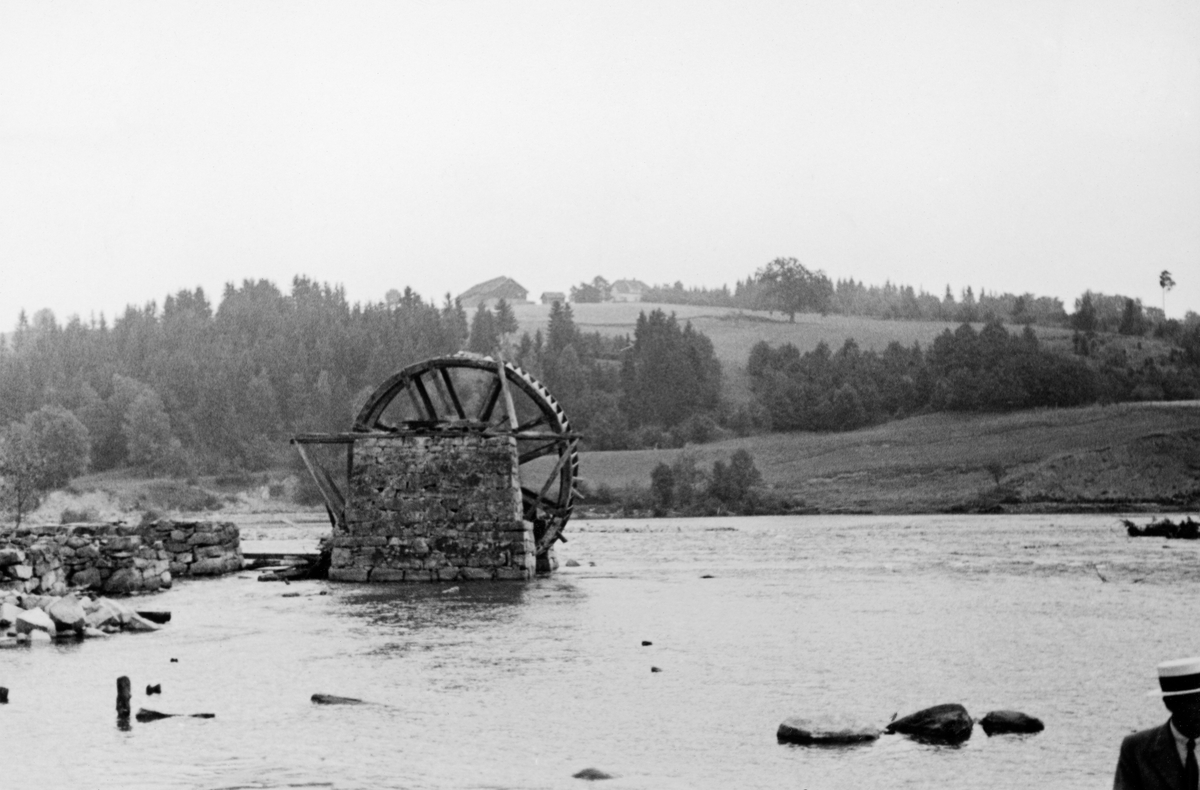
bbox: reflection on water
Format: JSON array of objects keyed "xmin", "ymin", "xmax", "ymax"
[{"xmin": 2, "ymin": 514, "xmax": 1194, "ymax": 789}]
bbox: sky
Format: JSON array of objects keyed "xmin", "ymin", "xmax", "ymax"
[{"xmin": 0, "ymin": 0, "xmax": 1197, "ymax": 328}]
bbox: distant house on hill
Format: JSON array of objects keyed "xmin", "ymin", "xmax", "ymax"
[
  {"xmin": 457, "ymin": 276, "xmax": 529, "ymax": 309},
  {"xmin": 611, "ymin": 279, "xmax": 649, "ymax": 302},
  {"xmin": 540, "ymin": 291, "xmax": 566, "ymax": 305}
]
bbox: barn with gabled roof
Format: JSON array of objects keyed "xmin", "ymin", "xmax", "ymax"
[{"xmin": 456, "ymin": 276, "xmax": 529, "ymax": 308}]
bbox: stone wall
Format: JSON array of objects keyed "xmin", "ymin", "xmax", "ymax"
[
  {"xmin": 0, "ymin": 521, "xmax": 243, "ymax": 596},
  {"xmin": 330, "ymin": 433, "xmax": 534, "ymax": 582}
]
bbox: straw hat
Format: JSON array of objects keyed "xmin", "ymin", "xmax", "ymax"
[{"xmin": 1149, "ymin": 657, "xmax": 1200, "ymax": 698}]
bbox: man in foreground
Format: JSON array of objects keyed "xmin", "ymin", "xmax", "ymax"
[{"xmin": 1115, "ymin": 657, "xmax": 1200, "ymax": 789}]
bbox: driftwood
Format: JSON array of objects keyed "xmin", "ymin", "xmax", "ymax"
[
  {"xmin": 135, "ymin": 708, "xmax": 215, "ymax": 722},
  {"xmin": 1124, "ymin": 517, "xmax": 1200, "ymax": 540},
  {"xmin": 311, "ymin": 693, "xmax": 365, "ymax": 705}
]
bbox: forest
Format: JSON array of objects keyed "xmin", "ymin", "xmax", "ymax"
[
  {"xmin": 1, "ymin": 268, "xmax": 1198, "ymax": 520},
  {"xmin": 745, "ymin": 320, "xmax": 1200, "ymax": 433}
]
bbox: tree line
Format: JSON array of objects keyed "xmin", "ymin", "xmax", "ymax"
[
  {"xmin": 0, "ymin": 281, "xmax": 729, "ymax": 517},
  {"xmin": 747, "ymin": 319, "xmax": 1200, "ymax": 433},
  {"xmin": 635, "ymin": 257, "xmax": 1191, "ymax": 334},
  {"xmin": 0, "ymin": 277, "xmax": 471, "ymax": 481}
]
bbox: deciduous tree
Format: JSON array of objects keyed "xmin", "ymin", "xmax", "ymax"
[{"xmin": 756, "ymin": 257, "xmax": 833, "ymax": 321}]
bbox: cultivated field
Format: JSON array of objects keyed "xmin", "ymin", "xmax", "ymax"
[
  {"xmin": 512, "ymin": 301, "xmax": 1127, "ymax": 404},
  {"xmin": 579, "ymin": 401, "xmax": 1200, "ymax": 514}
]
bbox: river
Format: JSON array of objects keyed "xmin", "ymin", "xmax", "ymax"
[{"xmin": 2, "ymin": 513, "xmax": 1195, "ymax": 789}]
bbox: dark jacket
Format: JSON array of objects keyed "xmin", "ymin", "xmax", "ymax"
[{"xmin": 1115, "ymin": 722, "xmax": 1188, "ymax": 790}]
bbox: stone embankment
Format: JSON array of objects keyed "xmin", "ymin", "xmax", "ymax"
[{"xmin": 0, "ymin": 521, "xmax": 243, "ymax": 596}]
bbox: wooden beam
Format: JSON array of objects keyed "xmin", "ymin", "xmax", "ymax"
[{"xmin": 496, "ymin": 356, "xmax": 519, "ymax": 430}]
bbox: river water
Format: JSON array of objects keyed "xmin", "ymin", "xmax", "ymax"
[{"xmin": 2, "ymin": 513, "xmax": 1197, "ymax": 789}]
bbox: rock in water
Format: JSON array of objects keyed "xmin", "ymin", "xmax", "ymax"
[
  {"xmin": 885, "ymin": 703, "xmax": 974, "ymax": 743},
  {"xmin": 979, "ymin": 710, "xmax": 1044, "ymax": 736},
  {"xmin": 777, "ymin": 717, "xmax": 881, "ymax": 746},
  {"xmin": 46, "ymin": 595, "xmax": 87, "ymax": 633},
  {"xmin": 311, "ymin": 693, "xmax": 365, "ymax": 705},
  {"xmin": 0, "ymin": 601, "xmax": 20, "ymax": 628},
  {"xmin": 572, "ymin": 768, "xmax": 613, "ymax": 780},
  {"xmin": 15, "ymin": 608, "xmax": 56, "ymax": 637},
  {"xmin": 136, "ymin": 610, "xmax": 171, "ymax": 624}
]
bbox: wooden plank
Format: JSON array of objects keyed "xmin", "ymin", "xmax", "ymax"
[
  {"xmin": 292, "ymin": 434, "xmax": 357, "ymax": 444},
  {"xmin": 292, "ymin": 442, "xmax": 346, "ymax": 528}
]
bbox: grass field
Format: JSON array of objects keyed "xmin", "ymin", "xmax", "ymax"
[
  {"xmin": 511, "ymin": 302, "xmax": 1168, "ymax": 405},
  {"xmin": 578, "ymin": 401, "xmax": 1200, "ymax": 514}
]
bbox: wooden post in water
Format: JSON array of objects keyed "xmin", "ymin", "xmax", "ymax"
[{"xmin": 116, "ymin": 676, "xmax": 131, "ymax": 719}]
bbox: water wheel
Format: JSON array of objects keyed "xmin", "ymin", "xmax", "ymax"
[{"xmin": 353, "ymin": 353, "xmax": 579, "ymax": 555}]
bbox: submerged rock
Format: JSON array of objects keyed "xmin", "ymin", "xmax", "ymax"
[
  {"xmin": 572, "ymin": 768, "xmax": 613, "ymax": 780},
  {"xmin": 15, "ymin": 608, "xmax": 55, "ymax": 637},
  {"xmin": 885, "ymin": 703, "xmax": 974, "ymax": 743},
  {"xmin": 311, "ymin": 693, "xmax": 365, "ymax": 705},
  {"xmin": 777, "ymin": 717, "xmax": 881, "ymax": 746},
  {"xmin": 46, "ymin": 595, "xmax": 87, "ymax": 633},
  {"xmin": 979, "ymin": 710, "xmax": 1044, "ymax": 735}
]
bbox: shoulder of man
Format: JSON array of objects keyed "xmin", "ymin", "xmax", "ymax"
[{"xmin": 1121, "ymin": 722, "xmax": 1168, "ymax": 751}]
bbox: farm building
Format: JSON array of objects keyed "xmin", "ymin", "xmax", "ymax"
[
  {"xmin": 611, "ymin": 279, "xmax": 649, "ymax": 302},
  {"xmin": 540, "ymin": 291, "xmax": 566, "ymax": 305},
  {"xmin": 457, "ymin": 276, "xmax": 529, "ymax": 309}
]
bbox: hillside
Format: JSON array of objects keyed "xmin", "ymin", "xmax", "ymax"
[
  {"xmin": 510, "ymin": 302, "xmax": 1172, "ymax": 405},
  {"xmin": 577, "ymin": 401, "xmax": 1200, "ymax": 514},
  {"xmin": 23, "ymin": 401, "xmax": 1197, "ymax": 526}
]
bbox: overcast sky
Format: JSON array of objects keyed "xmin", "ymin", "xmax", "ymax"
[{"xmin": 1, "ymin": 0, "xmax": 1196, "ymax": 327}]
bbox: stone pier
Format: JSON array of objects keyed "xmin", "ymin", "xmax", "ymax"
[{"xmin": 328, "ymin": 432, "xmax": 535, "ymax": 582}]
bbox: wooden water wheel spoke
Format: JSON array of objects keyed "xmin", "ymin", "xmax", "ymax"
[
  {"xmin": 403, "ymin": 383, "xmax": 425, "ymax": 421},
  {"xmin": 479, "ymin": 378, "xmax": 502, "ymax": 422},
  {"xmin": 428, "ymin": 367, "xmax": 457, "ymax": 419},
  {"xmin": 521, "ymin": 487, "xmax": 567, "ymax": 515},
  {"xmin": 439, "ymin": 368, "xmax": 467, "ymax": 419},
  {"xmin": 411, "ymin": 374, "xmax": 438, "ymax": 421},
  {"xmin": 515, "ymin": 415, "xmax": 548, "ymax": 432},
  {"xmin": 353, "ymin": 353, "xmax": 578, "ymax": 558},
  {"xmin": 518, "ymin": 441, "xmax": 563, "ymax": 465}
]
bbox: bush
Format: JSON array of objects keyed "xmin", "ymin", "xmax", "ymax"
[{"xmin": 60, "ymin": 507, "xmax": 99, "ymax": 524}]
